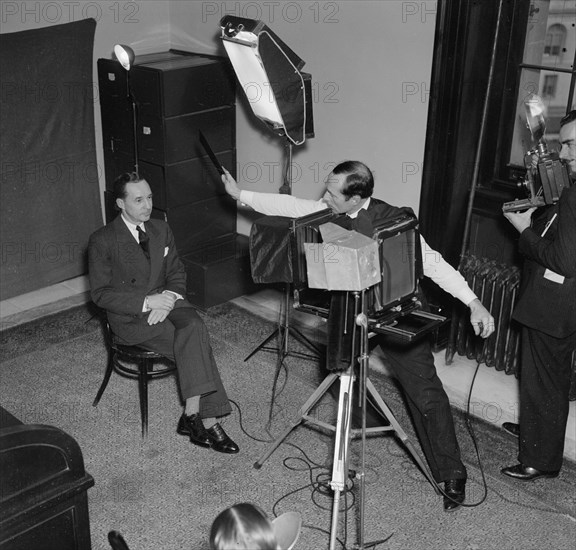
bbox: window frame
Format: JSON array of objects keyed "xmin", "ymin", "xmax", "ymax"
[{"xmin": 489, "ymin": 3, "xmax": 576, "ymax": 190}]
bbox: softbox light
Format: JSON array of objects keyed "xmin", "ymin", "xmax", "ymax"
[{"xmin": 220, "ymin": 15, "xmax": 313, "ymax": 146}]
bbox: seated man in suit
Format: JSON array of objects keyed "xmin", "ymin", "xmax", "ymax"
[
  {"xmin": 222, "ymin": 160, "xmax": 495, "ymax": 511},
  {"xmin": 88, "ymin": 172, "xmax": 238, "ymax": 454}
]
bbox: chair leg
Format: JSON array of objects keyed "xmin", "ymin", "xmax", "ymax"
[
  {"xmin": 137, "ymin": 359, "xmax": 150, "ymax": 437},
  {"xmin": 93, "ymin": 352, "xmax": 115, "ymax": 407}
]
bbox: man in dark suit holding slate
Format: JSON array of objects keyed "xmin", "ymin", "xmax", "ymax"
[
  {"xmin": 88, "ymin": 172, "xmax": 239, "ymax": 454},
  {"xmin": 502, "ymin": 110, "xmax": 576, "ymax": 480}
]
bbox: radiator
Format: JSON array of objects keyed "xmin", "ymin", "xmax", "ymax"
[{"xmin": 445, "ymin": 255, "xmax": 521, "ymax": 375}]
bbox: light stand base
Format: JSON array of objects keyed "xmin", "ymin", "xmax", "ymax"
[
  {"xmin": 253, "ymin": 371, "xmax": 437, "ymax": 491},
  {"xmin": 244, "ymin": 283, "xmax": 322, "ymax": 363},
  {"xmin": 245, "ymin": 283, "xmax": 324, "ymax": 422},
  {"xmin": 254, "ymin": 332, "xmax": 439, "ymax": 550}
]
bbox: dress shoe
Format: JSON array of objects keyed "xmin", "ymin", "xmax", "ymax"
[
  {"xmin": 206, "ymin": 423, "xmax": 239, "ymax": 454},
  {"xmin": 502, "ymin": 422, "xmax": 520, "ymax": 437},
  {"xmin": 177, "ymin": 413, "xmax": 212, "ymax": 448},
  {"xmin": 443, "ymin": 479, "xmax": 466, "ymax": 512},
  {"xmin": 501, "ymin": 463, "xmax": 559, "ymax": 481}
]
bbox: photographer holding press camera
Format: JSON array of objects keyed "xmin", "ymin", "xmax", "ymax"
[{"xmin": 501, "ymin": 110, "xmax": 576, "ymax": 481}]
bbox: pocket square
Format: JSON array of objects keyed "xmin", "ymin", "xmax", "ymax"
[{"xmin": 164, "ymin": 247, "xmax": 169, "ymax": 257}]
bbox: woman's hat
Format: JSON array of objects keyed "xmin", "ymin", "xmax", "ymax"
[{"xmin": 272, "ymin": 512, "xmax": 302, "ymax": 550}]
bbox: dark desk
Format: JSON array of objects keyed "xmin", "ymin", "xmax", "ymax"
[{"xmin": 0, "ymin": 406, "xmax": 94, "ymax": 550}]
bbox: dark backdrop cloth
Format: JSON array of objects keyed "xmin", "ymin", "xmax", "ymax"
[
  {"xmin": 249, "ymin": 216, "xmax": 293, "ymax": 283},
  {"xmin": 0, "ymin": 19, "xmax": 101, "ymax": 299}
]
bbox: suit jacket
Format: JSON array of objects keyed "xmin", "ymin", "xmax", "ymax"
[
  {"xmin": 340, "ymin": 197, "xmax": 415, "ymax": 236},
  {"xmin": 513, "ymin": 184, "xmax": 576, "ymax": 338},
  {"xmin": 88, "ymin": 215, "xmax": 192, "ymax": 345}
]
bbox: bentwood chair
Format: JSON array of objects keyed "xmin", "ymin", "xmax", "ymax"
[
  {"xmin": 92, "ymin": 309, "xmax": 177, "ymax": 437},
  {"xmin": 108, "ymin": 530, "xmax": 130, "ymax": 550}
]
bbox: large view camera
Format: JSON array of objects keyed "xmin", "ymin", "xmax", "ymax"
[
  {"xmin": 502, "ymin": 95, "xmax": 571, "ymax": 213},
  {"xmin": 291, "ymin": 211, "xmax": 445, "ymax": 343}
]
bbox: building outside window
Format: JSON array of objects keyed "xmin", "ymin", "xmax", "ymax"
[
  {"xmin": 544, "ymin": 23, "xmax": 567, "ymax": 56},
  {"xmin": 509, "ymin": 0, "xmax": 575, "ymax": 167}
]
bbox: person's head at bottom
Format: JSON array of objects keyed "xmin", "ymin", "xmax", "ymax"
[{"xmin": 209, "ymin": 503, "xmax": 301, "ymax": 550}]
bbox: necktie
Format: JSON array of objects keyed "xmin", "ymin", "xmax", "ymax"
[{"xmin": 136, "ymin": 225, "xmax": 150, "ymax": 259}]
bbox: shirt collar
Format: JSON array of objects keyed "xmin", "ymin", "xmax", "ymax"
[
  {"xmin": 347, "ymin": 197, "xmax": 371, "ymax": 219},
  {"xmin": 120, "ymin": 214, "xmax": 144, "ymax": 241}
]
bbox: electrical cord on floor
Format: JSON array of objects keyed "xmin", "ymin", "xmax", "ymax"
[
  {"xmin": 272, "ymin": 454, "xmax": 354, "ymax": 550},
  {"xmin": 229, "ymin": 399, "xmax": 275, "ymax": 444},
  {"xmin": 446, "ymin": 357, "xmax": 489, "ymax": 509},
  {"xmin": 230, "ymin": 398, "xmax": 355, "ymax": 547},
  {"xmin": 405, "ymin": 356, "xmax": 490, "ymax": 510},
  {"xmin": 359, "ymin": 373, "xmax": 486, "ymax": 510},
  {"xmin": 230, "ymin": 397, "xmax": 394, "ymax": 549},
  {"xmin": 468, "ymin": 365, "xmax": 575, "ymax": 519},
  {"xmin": 443, "ymin": 358, "xmax": 573, "ymax": 517}
]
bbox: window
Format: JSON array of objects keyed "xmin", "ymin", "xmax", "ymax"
[
  {"xmin": 544, "ymin": 23, "xmax": 566, "ymax": 56},
  {"xmin": 542, "ymin": 74, "xmax": 558, "ymax": 96},
  {"xmin": 509, "ymin": 1, "xmax": 575, "ymax": 168},
  {"xmin": 420, "ymin": 0, "xmax": 575, "ymax": 268}
]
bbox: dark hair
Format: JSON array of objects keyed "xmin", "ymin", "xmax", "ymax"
[
  {"xmin": 210, "ymin": 503, "xmax": 277, "ymax": 550},
  {"xmin": 113, "ymin": 172, "xmax": 142, "ymax": 201},
  {"xmin": 332, "ymin": 161, "xmax": 374, "ymax": 199},
  {"xmin": 560, "ymin": 110, "xmax": 576, "ymax": 127}
]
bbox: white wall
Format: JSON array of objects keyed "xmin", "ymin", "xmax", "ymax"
[{"xmin": 169, "ymin": 0, "xmax": 438, "ymax": 233}]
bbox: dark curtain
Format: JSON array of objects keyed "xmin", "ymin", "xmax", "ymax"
[{"xmin": 0, "ymin": 19, "xmax": 101, "ymax": 299}]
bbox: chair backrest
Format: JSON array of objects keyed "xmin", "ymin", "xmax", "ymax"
[
  {"xmin": 108, "ymin": 530, "xmax": 130, "ymax": 550},
  {"xmin": 93, "ymin": 306, "xmax": 116, "ymax": 349}
]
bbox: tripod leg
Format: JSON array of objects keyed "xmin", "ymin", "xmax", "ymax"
[
  {"xmin": 267, "ymin": 349, "xmax": 287, "ymax": 423},
  {"xmin": 365, "ymin": 378, "xmax": 439, "ymax": 492},
  {"xmin": 254, "ymin": 373, "xmax": 340, "ymax": 469},
  {"xmin": 329, "ymin": 489, "xmax": 342, "ymax": 550},
  {"xmin": 244, "ymin": 327, "xmax": 280, "ymax": 361},
  {"xmin": 330, "ymin": 371, "xmax": 353, "ymax": 491},
  {"xmin": 329, "ymin": 369, "xmax": 354, "ymax": 550},
  {"xmin": 289, "ymin": 326, "xmax": 323, "ymax": 357}
]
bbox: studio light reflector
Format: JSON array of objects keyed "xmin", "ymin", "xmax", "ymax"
[{"xmin": 220, "ymin": 16, "xmax": 313, "ymax": 145}]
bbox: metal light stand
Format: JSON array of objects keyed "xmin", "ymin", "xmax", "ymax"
[
  {"xmin": 243, "ymin": 282, "xmax": 321, "ymax": 364},
  {"xmin": 128, "ymin": 78, "xmax": 139, "ymax": 176},
  {"xmin": 245, "ymin": 281, "xmax": 323, "ymax": 422},
  {"xmin": 244, "ymin": 140, "xmax": 321, "ymax": 360},
  {"xmin": 243, "ymin": 140, "xmax": 324, "ymax": 422},
  {"xmin": 328, "ymin": 292, "xmax": 360, "ymax": 550},
  {"xmin": 328, "ymin": 292, "xmax": 439, "ymax": 550}
]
